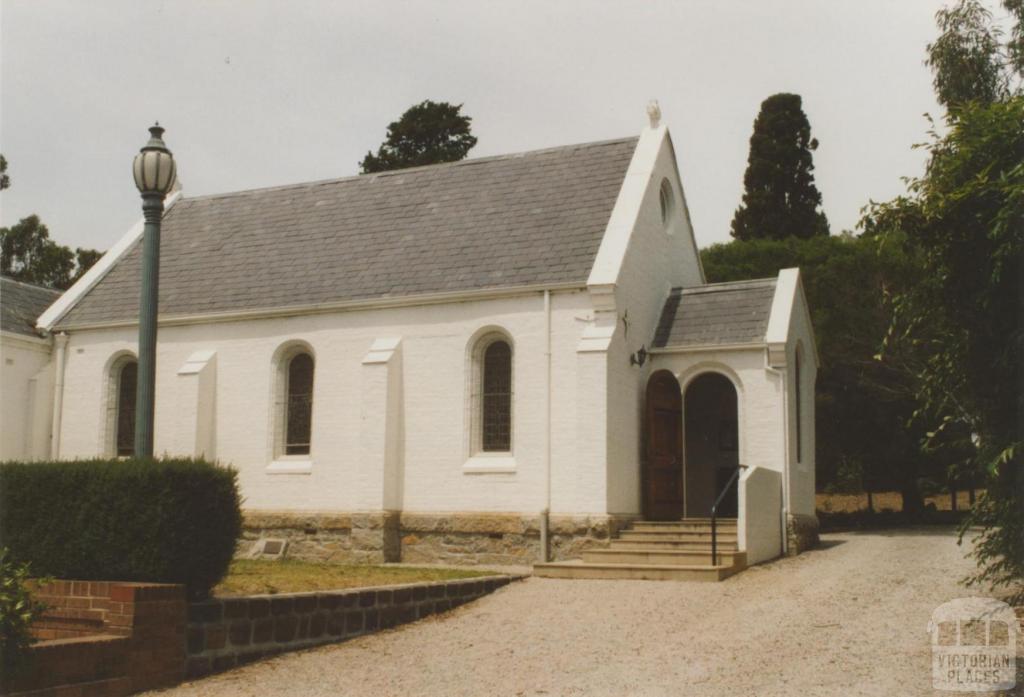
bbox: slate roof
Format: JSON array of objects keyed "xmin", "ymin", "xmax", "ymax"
[
  {"xmin": 1, "ymin": 276, "xmax": 61, "ymax": 337},
  {"xmin": 651, "ymin": 278, "xmax": 777, "ymax": 348},
  {"xmin": 58, "ymin": 137, "xmax": 639, "ymax": 328}
]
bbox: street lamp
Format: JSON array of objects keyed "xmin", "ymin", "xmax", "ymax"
[{"xmin": 132, "ymin": 123, "xmax": 176, "ymax": 458}]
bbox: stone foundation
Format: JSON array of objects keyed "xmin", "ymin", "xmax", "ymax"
[
  {"xmin": 241, "ymin": 510, "xmax": 638, "ymax": 565},
  {"xmin": 786, "ymin": 512, "xmax": 820, "ymax": 555},
  {"xmin": 241, "ymin": 511, "xmax": 401, "ymax": 563}
]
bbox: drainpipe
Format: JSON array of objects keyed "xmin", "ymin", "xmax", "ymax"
[
  {"xmin": 539, "ymin": 289, "xmax": 553, "ymax": 562},
  {"xmin": 764, "ymin": 349, "xmax": 790, "ymax": 556},
  {"xmin": 50, "ymin": 332, "xmax": 69, "ymax": 459}
]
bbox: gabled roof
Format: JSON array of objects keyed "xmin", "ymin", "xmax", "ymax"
[
  {"xmin": 651, "ymin": 278, "xmax": 777, "ymax": 348},
  {"xmin": 1, "ymin": 276, "xmax": 61, "ymax": 338},
  {"xmin": 57, "ymin": 137, "xmax": 639, "ymax": 328}
]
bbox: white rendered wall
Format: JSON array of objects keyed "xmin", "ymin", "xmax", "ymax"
[
  {"xmin": 738, "ymin": 465, "xmax": 783, "ymax": 564},
  {"xmin": 598, "ymin": 128, "xmax": 705, "ymax": 515},
  {"xmin": 55, "ymin": 289, "xmax": 607, "ymax": 516},
  {"xmin": 1, "ymin": 334, "xmax": 54, "ymax": 461},
  {"xmin": 785, "ymin": 285, "xmax": 818, "ymax": 517}
]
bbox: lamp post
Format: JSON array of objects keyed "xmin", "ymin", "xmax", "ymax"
[{"xmin": 132, "ymin": 123, "xmax": 176, "ymax": 458}]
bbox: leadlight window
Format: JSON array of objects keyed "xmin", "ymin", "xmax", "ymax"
[
  {"xmin": 115, "ymin": 360, "xmax": 137, "ymax": 457},
  {"xmin": 481, "ymin": 340, "xmax": 512, "ymax": 452},
  {"xmin": 285, "ymin": 352, "xmax": 314, "ymax": 456}
]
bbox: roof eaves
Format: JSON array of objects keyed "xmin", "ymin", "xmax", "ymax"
[{"xmin": 36, "ymin": 190, "xmax": 184, "ymax": 332}]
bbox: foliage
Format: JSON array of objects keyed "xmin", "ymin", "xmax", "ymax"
[
  {"xmin": 730, "ymin": 93, "xmax": 829, "ymax": 241},
  {"xmin": 360, "ymin": 100, "xmax": 477, "ymax": 174},
  {"xmin": 0, "ymin": 215, "xmax": 101, "ymax": 290},
  {"xmin": 0, "ymin": 154, "xmax": 9, "ymax": 191},
  {"xmin": 701, "ymin": 235, "xmax": 951, "ymax": 507},
  {"xmin": 926, "ymin": 0, "xmax": 1023, "ymax": 108},
  {"xmin": 864, "ymin": 96, "xmax": 1024, "ymax": 600},
  {"xmin": 0, "ymin": 549, "xmax": 48, "ymax": 679},
  {"xmin": 0, "ymin": 458, "xmax": 243, "ymax": 600}
]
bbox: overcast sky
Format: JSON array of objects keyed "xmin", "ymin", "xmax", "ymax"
[{"xmin": 1, "ymin": 1, "xmax": 967, "ymax": 253}]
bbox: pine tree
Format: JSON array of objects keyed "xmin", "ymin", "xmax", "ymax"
[
  {"xmin": 730, "ymin": 93, "xmax": 829, "ymax": 241},
  {"xmin": 360, "ymin": 100, "xmax": 477, "ymax": 174}
]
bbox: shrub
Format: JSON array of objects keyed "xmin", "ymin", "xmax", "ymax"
[
  {"xmin": 0, "ymin": 549, "xmax": 48, "ymax": 679},
  {"xmin": 0, "ymin": 458, "xmax": 242, "ymax": 599}
]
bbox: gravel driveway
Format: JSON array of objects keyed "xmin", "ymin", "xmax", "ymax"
[{"xmin": 150, "ymin": 528, "xmax": 1021, "ymax": 697}]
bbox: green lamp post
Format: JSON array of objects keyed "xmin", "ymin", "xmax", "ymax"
[{"xmin": 131, "ymin": 123, "xmax": 176, "ymax": 458}]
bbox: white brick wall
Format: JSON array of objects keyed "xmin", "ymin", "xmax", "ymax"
[
  {"xmin": 55, "ymin": 290, "xmax": 611, "ymax": 516},
  {"xmin": 1, "ymin": 334, "xmax": 54, "ymax": 460},
  {"xmin": 785, "ymin": 284, "xmax": 818, "ymax": 517}
]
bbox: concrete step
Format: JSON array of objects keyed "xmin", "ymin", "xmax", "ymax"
[
  {"xmin": 583, "ymin": 548, "xmax": 746, "ymax": 566},
  {"xmin": 608, "ymin": 538, "xmax": 737, "ymax": 552},
  {"xmin": 630, "ymin": 522, "xmax": 737, "ymax": 534},
  {"xmin": 632, "ymin": 518, "xmax": 736, "ymax": 531},
  {"xmin": 619, "ymin": 530, "xmax": 738, "ymax": 543},
  {"xmin": 533, "ymin": 560, "xmax": 745, "ymax": 582},
  {"xmin": 606, "ymin": 536, "xmax": 737, "ymax": 552}
]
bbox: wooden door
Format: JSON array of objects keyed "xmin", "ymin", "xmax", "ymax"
[{"xmin": 644, "ymin": 371, "xmax": 684, "ymax": 520}]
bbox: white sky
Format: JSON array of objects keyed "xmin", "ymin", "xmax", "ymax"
[{"xmin": 1, "ymin": 1, "xmax": 963, "ymax": 252}]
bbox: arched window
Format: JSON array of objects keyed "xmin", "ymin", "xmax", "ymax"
[
  {"xmin": 481, "ymin": 340, "xmax": 512, "ymax": 451},
  {"xmin": 283, "ymin": 352, "xmax": 314, "ymax": 456},
  {"xmin": 658, "ymin": 178, "xmax": 675, "ymax": 228},
  {"xmin": 469, "ymin": 333, "xmax": 513, "ymax": 454},
  {"xmin": 107, "ymin": 357, "xmax": 137, "ymax": 457}
]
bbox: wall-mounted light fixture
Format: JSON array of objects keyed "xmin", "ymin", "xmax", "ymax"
[{"xmin": 630, "ymin": 345, "xmax": 648, "ymax": 367}]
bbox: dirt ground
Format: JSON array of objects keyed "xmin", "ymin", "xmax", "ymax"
[{"xmin": 149, "ymin": 528, "xmax": 1021, "ymax": 697}]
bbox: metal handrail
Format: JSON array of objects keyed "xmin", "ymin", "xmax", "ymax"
[{"xmin": 711, "ymin": 464, "xmax": 747, "ymax": 566}]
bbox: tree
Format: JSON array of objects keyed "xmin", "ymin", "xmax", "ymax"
[
  {"xmin": 730, "ymin": 93, "xmax": 830, "ymax": 241},
  {"xmin": 73, "ymin": 248, "xmax": 103, "ymax": 282},
  {"xmin": 360, "ymin": 100, "xmax": 477, "ymax": 174},
  {"xmin": 0, "ymin": 215, "xmax": 100, "ymax": 291},
  {"xmin": 864, "ymin": 0, "xmax": 1024, "ymax": 600},
  {"xmin": 926, "ymin": 0, "xmax": 1023, "ymax": 108},
  {"xmin": 866, "ymin": 97, "xmax": 1024, "ymax": 600},
  {"xmin": 0, "ymin": 161, "xmax": 102, "ymax": 290}
]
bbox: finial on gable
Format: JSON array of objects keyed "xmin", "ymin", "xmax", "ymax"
[{"xmin": 646, "ymin": 100, "xmax": 662, "ymax": 129}]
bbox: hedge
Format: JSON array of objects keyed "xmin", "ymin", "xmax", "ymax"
[{"xmin": 0, "ymin": 458, "xmax": 242, "ymax": 599}]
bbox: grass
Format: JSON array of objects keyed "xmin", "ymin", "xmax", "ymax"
[{"xmin": 213, "ymin": 559, "xmax": 490, "ymax": 597}]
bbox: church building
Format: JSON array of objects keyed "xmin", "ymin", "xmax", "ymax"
[{"xmin": 26, "ymin": 107, "xmax": 819, "ymax": 577}]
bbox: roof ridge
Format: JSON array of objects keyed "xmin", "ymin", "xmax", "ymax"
[
  {"xmin": 0, "ymin": 275, "xmax": 63, "ymax": 295},
  {"xmin": 676, "ymin": 277, "xmax": 777, "ymax": 294},
  {"xmin": 183, "ymin": 135, "xmax": 641, "ymax": 204}
]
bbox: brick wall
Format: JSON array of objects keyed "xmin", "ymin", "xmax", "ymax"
[
  {"xmin": 185, "ymin": 575, "xmax": 519, "ymax": 678},
  {"xmin": 4, "ymin": 581, "xmax": 185, "ymax": 697}
]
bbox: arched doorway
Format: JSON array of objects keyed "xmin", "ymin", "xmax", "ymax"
[
  {"xmin": 643, "ymin": 370, "xmax": 684, "ymax": 520},
  {"xmin": 684, "ymin": 373, "xmax": 739, "ymax": 518}
]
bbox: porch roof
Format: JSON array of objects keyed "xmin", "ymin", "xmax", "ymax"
[{"xmin": 651, "ymin": 278, "xmax": 777, "ymax": 349}]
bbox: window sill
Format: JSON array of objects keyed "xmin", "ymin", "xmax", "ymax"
[
  {"xmin": 462, "ymin": 455, "xmax": 516, "ymax": 474},
  {"xmin": 266, "ymin": 459, "xmax": 313, "ymax": 475}
]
